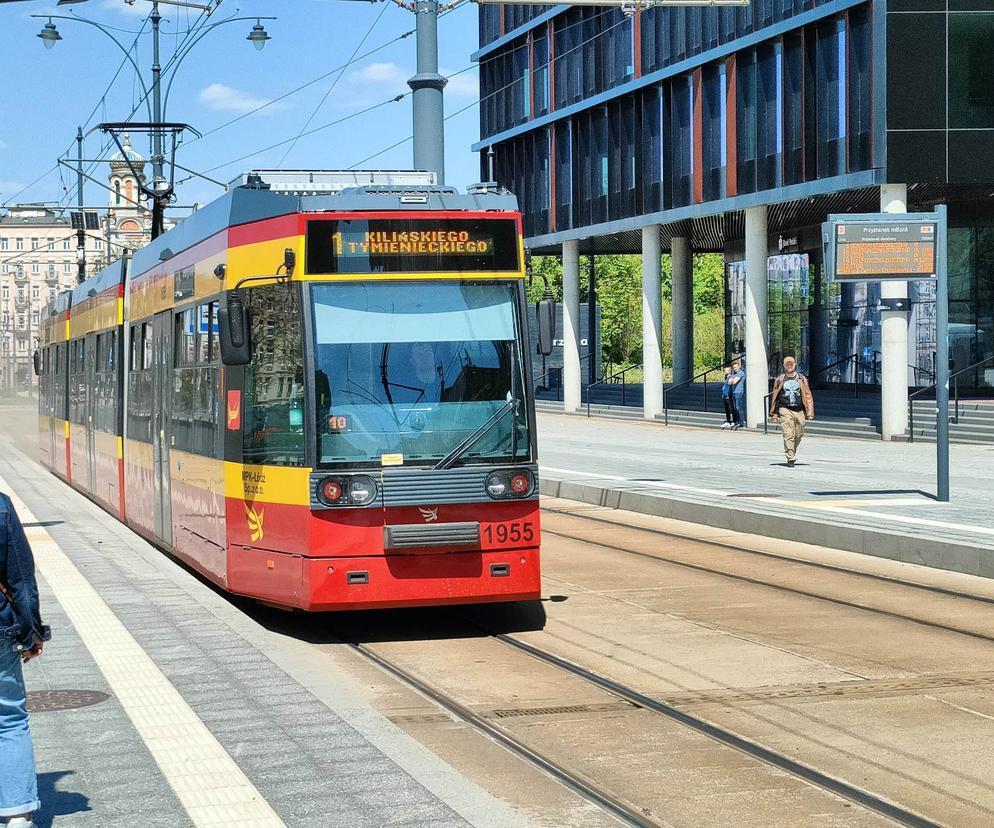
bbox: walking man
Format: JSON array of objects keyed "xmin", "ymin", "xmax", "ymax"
[
  {"xmin": 769, "ymin": 356, "xmax": 814, "ymax": 466},
  {"xmin": 1, "ymin": 492, "xmax": 49, "ymax": 828}
]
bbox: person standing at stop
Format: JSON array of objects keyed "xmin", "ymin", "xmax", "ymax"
[
  {"xmin": 769, "ymin": 356, "xmax": 815, "ymax": 466},
  {"xmin": 1, "ymin": 493, "xmax": 49, "ymax": 828}
]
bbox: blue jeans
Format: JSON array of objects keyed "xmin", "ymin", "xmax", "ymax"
[
  {"xmin": 732, "ymin": 394, "xmax": 746, "ymax": 425},
  {"xmin": 0, "ymin": 641, "xmax": 39, "ymax": 818}
]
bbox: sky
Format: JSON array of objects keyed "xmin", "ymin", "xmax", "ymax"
[{"xmin": 0, "ymin": 0, "xmax": 485, "ymax": 214}]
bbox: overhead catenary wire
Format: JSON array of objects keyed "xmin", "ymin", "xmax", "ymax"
[
  {"xmin": 348, "ymin": 9, "xmax": 633, "ymax": 169},
  {"xmin": 190, "ymin": 8, "xmax": 631, "ymax": 182},
  {"xmin": 277, "ymin": 1, "xmax": 391, "ymax": 166}
]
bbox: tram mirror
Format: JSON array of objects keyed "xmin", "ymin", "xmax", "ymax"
[
  {"xmin": 218, "ymin": 290, "xmax": 252, "ymax": 366},
  {"xmin": 536, "ymin": 296, "xmax": 556, "ymax": 356},
  {"xmin": 32, "ymin": 349, "xmax": 41, "ymax": 377}
]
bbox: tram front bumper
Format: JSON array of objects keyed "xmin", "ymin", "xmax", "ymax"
[{"xmin": 302, "ymin": 547, "xmax": 541, "ymax": 611}]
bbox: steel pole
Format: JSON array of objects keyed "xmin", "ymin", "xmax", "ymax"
[
  {"xmin": 150, "ymin": 1, "xmax": 166, "ymax": 238},
  {"xmin": 935, "ymin": 204, "xmax": 950, "ymax": 502},
  {"xmin": 76, "ymin": 127, "xmax": 86, "ymax": 284},
  {"xmin": 408, "ymin": 0, "xmax": 446, "ymax": 183}
]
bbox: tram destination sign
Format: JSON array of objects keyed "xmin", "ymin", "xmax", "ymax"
[
  {"xmin": 305, "ymin": 217, "xmax": 520, "ymax": 274},
  {"xmin": 825, "ymin": 218, "xmax": 937, "ymax": 282}
]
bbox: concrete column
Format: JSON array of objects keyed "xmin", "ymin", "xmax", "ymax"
[
  {"xmin": 744, "ymin": 205, "xmax": 769, "ymax": 428},
  {"xmin": 670, "ymin": 236, "xmax": 694, "ymax": 384},
  {"xmin": 880, "ymin": 183, "xmax": 909, "ymax": 440},
  {"xmin": 562, "ymin": 239, "xmax": 582, "ymax": 412},
  {"xmin": 642, "ymin": 226, "xmax": 664, "ymax": 418}
]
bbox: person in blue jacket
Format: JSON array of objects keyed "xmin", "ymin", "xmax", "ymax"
[
  {"xmin": 729, "ymin": 360, "xmax": 746, "ymax": 429},
  {"xmin": 0, "ymin": 493, "xmax": 50, "ymax": 828}
]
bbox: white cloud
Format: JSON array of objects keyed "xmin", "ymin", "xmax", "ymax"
[
  {"xmin": 0, "ymin": 139, "xmax": 7, "ymax": 151},
  {"xmin": 198, "ymin": 83, "xmax": 281, "ymax": 114},
  {"xmin": 350, "ymin": 62, "xmax": 407, "ymax": 85},
  {"xmin": 100, "ymin": 0, "xmax": 151, "ymax": 17},
  {"xmin": 441, "ymin": 68, "xmax": 479, "ymax": 99}
]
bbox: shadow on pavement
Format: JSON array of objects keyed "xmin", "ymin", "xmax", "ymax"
[
  {"xmin": 249, "ymin": 598, "xmax": 548, "ymax": 646},
  {"xmin": 34, "ymin": 771, "xmax": 90, "ymax": 828}
]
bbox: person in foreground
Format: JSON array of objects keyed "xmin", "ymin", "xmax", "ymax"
[
  {"xmin": 769, "ymin": 356, "xmax": 815, "ymax": 467},
  {"xmin": 1, "ymin": 493, "xmax": 50, "ymax": 828}
]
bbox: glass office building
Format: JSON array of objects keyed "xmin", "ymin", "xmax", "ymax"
[{"xmin": 475, "ymin": 0, "xmax": 994, "ymax": 391}]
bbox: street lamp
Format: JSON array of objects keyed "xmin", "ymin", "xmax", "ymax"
[
  {"xmin": 37, "ymin": 20, "xmax": 62, "ymax": 49},
  {"xmin": 246, "ymin": 21, "xmax": 271, "ymax": 51},
  {"xmin": 33, "ymin": 5, "xmax": 276, "ymax": 239}
]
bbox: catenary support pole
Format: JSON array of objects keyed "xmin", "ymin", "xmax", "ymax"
[
  {"xmin": 587, "ymin": 255, "xmax": 597, "ymax": 386},
  {"xmin": 935, "ymin": 204, "xmax": 950, "ymax": 501},
  {"xmin": 744, "ymin": 205, "xmax": 769, "ymax": 428},
  {"xmin": 880, "ymin": 183, "xmax": 909, "ymax": 439},
  {"xmin": 76, "ymin": 127, "xmax": 86, "ymax": 284},
  {"xmin": 408, "ymin": 0, "xmax": 447, "ymax": 183},
  {"xmin": 562, "ymin": 239, "xmax": 581, "ymax": 412},
  {"xmin": 671, "ymin": 236, "xmax": 693, "ymax": 384},
  {"xmin": 642, "ymin": 226, "xmax": 664, "ymax": 419},
  {"xmin": 150, "ymin": 1, "xmax": 166, "ymax": 239}
]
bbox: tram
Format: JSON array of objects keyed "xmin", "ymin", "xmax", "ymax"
[{"xmin": 37, "ymin": 172, "xmax": 552, "ymax": 611}]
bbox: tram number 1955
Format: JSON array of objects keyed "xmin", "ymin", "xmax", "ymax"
[{"xmin": 482, "ymin": 521, "xmax": 535, "ymax": 545}]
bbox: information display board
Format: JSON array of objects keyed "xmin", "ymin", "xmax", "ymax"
[{"xmin": 827, "ymin": 219, "xmax": 937, "ymax": 282}]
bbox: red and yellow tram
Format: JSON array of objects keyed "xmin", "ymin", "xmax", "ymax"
[{"xmin": 38, "ymin": 176, "xmax": 550, "ymax": 611}]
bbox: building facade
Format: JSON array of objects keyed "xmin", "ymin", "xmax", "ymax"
[
  {"xmin": 475, "ymin": 0, "xmax": 994, "ymax": 436},
  {"xmin": 0, "ymin": 135, "xmax": 152, "ymax": 392}
]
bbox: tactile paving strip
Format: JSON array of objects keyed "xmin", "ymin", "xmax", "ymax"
[{"xmin": 3, "ymin": 478, "xmax": 286, "ymax": 828}]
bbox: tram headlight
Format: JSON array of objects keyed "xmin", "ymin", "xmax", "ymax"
[
  {"xmin": 348, "ymin": 475, "xmax": 378, "ymax": 506},
  {"xmin": 485, "ymin": 473, "xmax": 508, "ymax": 498},
  {"xmin": 316, "ymin": 475, "xmax": 378, "ymax": 507},
  {"xmin": 485, "ymin": 469, "xmax": 534, "ymax": 499}
]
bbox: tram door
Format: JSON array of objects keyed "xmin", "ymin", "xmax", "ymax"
[
  {"xmin": 85, "ymin": 331, "xmax": 97, "ymax": 492},
  {"xmin": 151, "ymin": 311, "xmax": 173, "ymax": 546}
]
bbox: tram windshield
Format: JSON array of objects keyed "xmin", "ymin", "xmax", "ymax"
[{"xmin": 311, "ymin": 281, "xmax": 530, "ymax": 468}]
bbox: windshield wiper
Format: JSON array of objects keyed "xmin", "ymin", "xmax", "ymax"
[{"xmin": 433, "ymin": 398, "xmax": 519, "ymax": 471}]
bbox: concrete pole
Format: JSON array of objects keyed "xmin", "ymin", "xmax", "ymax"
[
  {"xmin": 562, "ymin": 239, "xmax": 582, "ymax": 412},
  {"xmin": 670, "ymin": 236, "xmax": 694, "ymax": 384},
  {"xmin": 744, "ymin": 205, "xmax": 769, "ymax": 428},
  {"xmin": 408, "ymin": 0, "xmax": 447, "ymax": 184},
  {"xmin": 642, "ymin": 226, "xmax": 663, "ymax": 418},
  {"xmin": 880, "ymin": 183, "xmax": 909, "ymax": 440}
]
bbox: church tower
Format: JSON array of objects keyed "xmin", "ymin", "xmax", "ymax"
[{"xmin": 107, "ymin": 133, "xmax": 151, "ymax": 257}]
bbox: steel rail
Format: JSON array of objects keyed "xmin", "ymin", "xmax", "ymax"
[
  {"xmin": 349, "ymin": 642, "xmax": 661, "ymax": 828},
  {"xmin": 542, "ymin": 525, "xmax": 994, "ymax": 646},
  {"xmin": 493, "ymin": 634, "xmax": 940, "ymax": 828},
  {"xmin": 542, "ymin": 505, "xmax": 994, "ymax": 608}
]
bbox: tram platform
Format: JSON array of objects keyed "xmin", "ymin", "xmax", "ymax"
[
  {"xmin": 0, "ymin": 444, "xmax": 525, "ymax": 828},
  {"xmin": 537, "ymin": 412, "xmax": 994, "ymax": 578}
]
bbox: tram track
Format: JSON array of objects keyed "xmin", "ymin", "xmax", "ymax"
[
  {"xmin": 543, "ymin": 505, "xmax": 994, "ymax": 608},
  {"xmin": 543, "ymin": 504, "xmax": 994, "ymax": 608},
  {"xmin": 348, "ymin": 626, "xmax": 939, "ymax": 828},
  {"xmin": 349, "ymin": 640, "xmax": 663, "ymax": 828},
  {"xmin": 541, "ymin": 519, "xmax": 994, "ymax": 646}
]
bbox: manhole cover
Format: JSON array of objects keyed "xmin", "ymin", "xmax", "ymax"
[
  {"xmin": 727, "ymin": 493, "xmax": 780, "ymax": 498},
  {"xmin": 26, "ymin": 690, "xmax": 110, "ymax": 712}
]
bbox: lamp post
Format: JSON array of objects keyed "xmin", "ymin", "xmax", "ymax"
[{"xmin": 34, "ymin": 2, "xmax": 274, "ymax": 239}]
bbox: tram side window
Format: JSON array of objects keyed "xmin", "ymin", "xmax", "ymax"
[
  {"xmin": 171, "ymin": 303, "xmax": 219, "ymax": 457},
  {"xmin": 243, "ymin": 284, "xmax": 305, "ymax": 466},
  {"xmin": 93, "ymin": 330, "xmax": 118, "ymax": 434},
  {"xmin": 54, "ymin": 343, "xmax": 67, "ymax": 422},
  {"xmin": 69, "ymin": 339, "xmax": 88, "ymax": 426},
  {"xmin": 127, "ymin": 323, "xmax": 153, "ymax": 443}
]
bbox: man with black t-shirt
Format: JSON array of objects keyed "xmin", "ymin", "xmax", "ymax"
[{"xmin": 769, "ymin": 356, "xmax": 815, "ymax": 467}]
